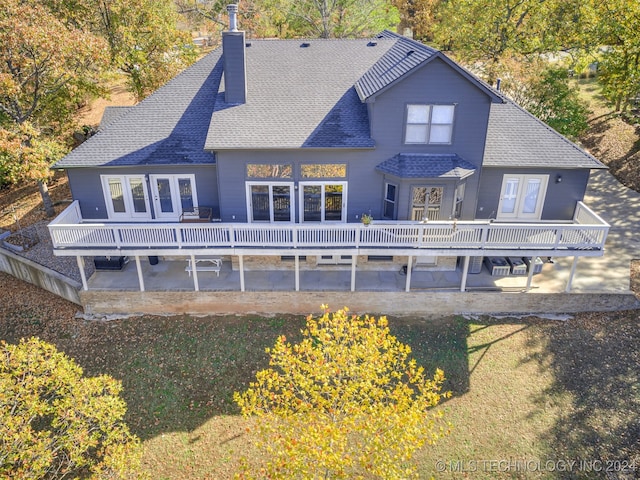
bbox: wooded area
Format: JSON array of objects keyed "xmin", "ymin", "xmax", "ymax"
[{"xmin": 1, "ymin": 0, "xmax": 639, "ymax": 202}]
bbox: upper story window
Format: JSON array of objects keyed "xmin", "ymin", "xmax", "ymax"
[
  {"xmin": 301, "ymin": 164, "xmax": 347, "ymax": 178},
  {"xmin": 404, "ymin": 104, "xmax": 455, "ymax": 144},
  {"xmin": 247, "ymin": 164, "xmax": 292, "ymax": 178}
]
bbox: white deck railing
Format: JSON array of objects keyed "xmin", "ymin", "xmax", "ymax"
[{"xmin": 48, "ymin": 201, "xmax": 609, "ymax": 253}]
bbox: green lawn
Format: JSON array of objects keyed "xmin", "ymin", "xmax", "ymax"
[{"xmin": 2, "ymin": 308, "xmax": 639, "ymax": 479}]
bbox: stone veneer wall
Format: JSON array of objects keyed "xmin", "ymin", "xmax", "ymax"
[{"xmin": 80, "ymin": 290, "xmax": 640, "ymax": 317}]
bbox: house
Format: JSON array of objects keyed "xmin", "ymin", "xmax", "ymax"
[{"xmin": 48, "ymin": 5, "xmax": 609, "ymax": 296}]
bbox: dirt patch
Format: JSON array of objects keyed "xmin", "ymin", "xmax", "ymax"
[
  {"xmin": 77, "ymin": 82, "xmax": 136, "ymax": 128},
  {"xmin": 0, "ymin": 172, "xmax": 72, "ymax": 233},
  {"xmin": 579, "ymin": 80, "xmax": 640, "ymax": 192}
]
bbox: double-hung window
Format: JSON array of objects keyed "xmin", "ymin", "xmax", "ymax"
[
  {"xmin": 383, "ymin": 183, "xmax": 397, "ymax": 219},
  {"xmin": 405, "ymin": 104, "xmax": 455, "ymax": 144}
]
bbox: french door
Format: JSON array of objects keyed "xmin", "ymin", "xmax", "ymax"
[
  {"xmin": 149, "ymin": 175, "xmax": 198, "ymax": 221},
  {"xmin": 411, "ymin": 186, "xmax": 443, "ymax": 221},
  {"xmin": 497, "ymin": 175, "xmax": 548, "ymax": 220},
  {"xmin": 299, "ymin": 182, "xmax": 347, "ymax": 222},
  {"xmin": 101, "ymin": 175, "xmax": 151, "ymax": 220},
  {"xmin": 246, "ymin": 182, "xmax": 294, "ymax": 222}
]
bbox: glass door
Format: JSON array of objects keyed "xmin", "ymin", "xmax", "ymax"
[
  {"xmin": 246, "ymin": 182, "xmax": 293, "ymax": 222},
  {"xmin": 411, "ymin": 186, "xmax": 443, "ymax": 221},
  {"xmin": 299, "ymin": 182, "xmax": 346, "ymax": 222},
  {"xmin": 101, "ymin": 175, "xmax": 151, "ymax": 220},
  {"xmin": 149, "ymin": 175, "xmax": 197, "ymax": 221},
  {"xmin": 497, "ymin": 175, "xmax": 548, "ymax": 220}
]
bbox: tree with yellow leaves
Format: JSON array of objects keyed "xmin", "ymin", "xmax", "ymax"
[
  {"xmin": 0, "ymin": 338, "xmax": 143, "ymax": 479},
  {"xmin": 234, "ymin": 306, "xmax": 451, "ymax": 479}
]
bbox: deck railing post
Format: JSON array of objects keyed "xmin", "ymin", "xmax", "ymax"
[
  {"xmin": 114, "ymin": 227, "xmax": 122, "ymax": 248},
  {"xmin": 176, "ymin": 226, "xmax": 183, "ymax": 249},
  {"xmin": 480, "ymin": 223, "xmax": 490, "ymax": 247},
  {"xmin": 229, "ymin": 225, "xmax": 236, "ymax": 247}
]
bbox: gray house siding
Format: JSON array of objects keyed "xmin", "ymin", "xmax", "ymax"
[
  {"xmin": 68, "ymin": 166, "xmax": 219, "ymax": 220},
  {"xmin": 214, "ymin": 58, "xmax": 495, "ymax": 224},
  {"xmin": 367, "ymin": 57, "xmax": 493, "ymax": 220},
  {"xmin": 215, "ymin": 149, "xmax": 386, "ymax": 223},
  {"xmin": 476, "ymin": 168, "xmax": 590, "ymax": 220}
]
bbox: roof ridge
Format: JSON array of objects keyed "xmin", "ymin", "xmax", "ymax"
[{"xmin": 377, "ymin": 29, "xmax": 439, "ymax": 54}]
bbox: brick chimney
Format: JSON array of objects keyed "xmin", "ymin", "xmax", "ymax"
[{"xmin": 222, "ymin": 4, "xmax": 247, "ymax": 104}]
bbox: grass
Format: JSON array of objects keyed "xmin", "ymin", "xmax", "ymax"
[{"xmin": 3, "ymin": 303, "xmax": 637, "ymax": 479}]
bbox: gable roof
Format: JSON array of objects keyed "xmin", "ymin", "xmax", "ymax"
[
  {"xmin": 53, "ymin": 29, "xmax": 602, "ymax": 171},
  {"xmin": 355, "ymin": 31, "xmax": 503, "ymax": 103},
  {"xmin": 483, "ymin": 102, "xmax": 606, "ymax": 169},
  {"xmin": 376, "ymin": 153, "xmax": 477, "ymax": 179},
  {"xmin": 204, "ymin": 38, "xmax": 396, "ymax": 150},
  {"xmin": 353, "ymin": 32, "xmax": 438, "ymax": 101},
  {"xmin": 54, "ymin": 50, "xmax": 223, "ymax": 168}
]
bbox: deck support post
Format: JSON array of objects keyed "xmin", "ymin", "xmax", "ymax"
[
  {"xmin": 566, "ymin": 256, "xmax": 579, "ymax": 292},
  {"xmin": 525, "ymin": 257, "xmax": 535, "ymax": 291},
  {"xmin": 460, "ymin": 256, "xmax": 470, "ymax": 292},
  {"xmin": 405, "ymin": 255, "xmax": 413, "ymax": 292},
  {"xmin": 76, "ymin": 256, "xmax": 88, "ymax": 291},
  {"xmin": 190, "ymin": 254, "xmax": 200, "ymax": 292},
  {"xmin": 239, "ymin": 254, "xmax": 245, "ymax": 292},
  {"xmin": 350, "ymin": 255, "xmax": 356, "ymax": 292},
  {"xmin": 294, "ymin": 255, "xmax": 300, "ymax": 291},
  {"xmin": 134, "ymin": 256, "xmax": 145, "ymax": 292}
]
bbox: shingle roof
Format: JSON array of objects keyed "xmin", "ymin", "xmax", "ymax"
[
  {"xmin": 376, "ymin": 153, "xmax": 477, "ymax": 179},
  {"xmin": 53, "ymin": 29, "xmax": 603, "ymax": 172},
  {"xmin": 483, "ymin": 102, "xmax": 606, "ymax": 169},
  {"xmin": 98, "ymin": 106, "xmax": 133, "ymax": 131},
  {"xmin": 205, "ymin": 38, "xmax": 396, "ymax": 150},
  {"xmin": 53, "ymin": 50, "xmax": 223, "ymax": 168},
  {"xmin": 354, "ymin": 33, "xmax": 438, "ymax": 101}
]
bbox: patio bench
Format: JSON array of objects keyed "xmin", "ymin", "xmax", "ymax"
[{"xmin": 185, "ymin": 258, "xmax": 222, "ymax": 277}]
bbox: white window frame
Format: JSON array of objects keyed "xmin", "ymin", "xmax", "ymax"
[
  {"xmin": 149, "ymin": 174, "xmax": 198, "ymax": 221},
  {"xmin": 497, "ymin": 174, "xmax": 549, "ymax": 220},
  {"xmin": 383, "ymin": 182, "xmax": 397, "ymax": 219},
  {"xmin": 100, "ymin": 175, "xmax": 151, "ymax": 220},
  {"xmin": 246, "ymin": 182, "xmax": 295, "ymax": 223},
  {"xmin": 404, "ymin": 104, "xmax": 455, "ymax": 145},
  {"xmin": 453, "ymin": 182, "xmax": 465, "ymax": 219},
  {"xmin": 299, "ymin": 181, "xmax": 348, "ymax": 223}
]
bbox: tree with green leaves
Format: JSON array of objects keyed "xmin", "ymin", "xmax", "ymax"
[
  {"xmin": 234, "ymin": 306, "xmax": 451, "ymax": 478},
  {"xmin": 178, "ymin": 0, "xmax": 399, "ymax": 39},
  {"xmin": 431, "ymin": 0, "xmax": 586, "ymax": 83},
  {"xmin": 0, "ymin": 0, "xmax": 107, "ymax": 213},
  {"xmin": 0, "ymin": 337, "xmax": 142, "ymax": 479},
  {"xmin": 497, "ymin": 58, "xmax": 590, "ymax": 139},
  {"xmin": 94, "ymin": 0, "xmax": 197, "ymax": 101},
  {"xmin": 276, "ymin": 0, "xmax": 400, "ymax": 38},
  {"xmin": 586, "ymin": 0, "xmax": 640, "ymax": 111},
  {"xmin": 392, "ymin": 0, "xmax": 441, "ymax": 41}
]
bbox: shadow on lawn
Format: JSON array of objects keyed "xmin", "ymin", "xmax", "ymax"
[
  {"xmin": 70, "ymin": 314, "xmax": 475, "ymax": 441},
  {"xmin": 524, "ymin": 312, "xmax": 640, "ymax": 476}
]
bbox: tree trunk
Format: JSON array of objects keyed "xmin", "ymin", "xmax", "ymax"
[{"xmin": 38, "ymin": 180, "xmax": 56, "ymax": 217}]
